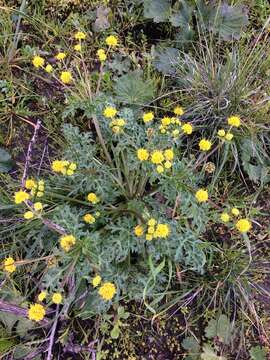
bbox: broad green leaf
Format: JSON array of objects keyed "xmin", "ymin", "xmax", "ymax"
[
  {"xmin": 201, "ymin": 344, "xmax": 226, "ymax": 360},
  {"xmin": 152, "ymin": 47, "xmax": 180, "ymax": 75},
  {"xmin": 143, "ymin": 0, "xmax": 170, "ymax": 23},
  {"xmin": 205, "ymin": 314, "xmax": 232, "ymax": 344},
  {"xmin": 110, "ymin": 324, "xmax": 120, "ymax": 339},
  {"xmin": 182, "ymin": 336, "xmax": 200, "ymax": 359},
  {"xmin": 0, "ymin": 148, "xmax": 14, "ymax": 172},
  {"xmin": 249, "ymin": 346, "xmax": 267, "ymax": 360}
]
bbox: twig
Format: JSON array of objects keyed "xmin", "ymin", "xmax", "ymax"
[
  {"xmin": 21, "ymin": 119, "xmax": 42, "ymax": 188},
  {"xmin": 46, "ymin": 306, "xmax": 59, "ymax": 360}
]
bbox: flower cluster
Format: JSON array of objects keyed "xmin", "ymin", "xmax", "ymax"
[
  {"xmin": 199, "ymin": 138, "xmax": 212, "ymax": 151},
  {"xmin": 24, "ymin": 201, "xmax": 43, "ymax": 220},
  {"xmin": 59, "ymin": 234, "xmax": 76, "ymax": 252},
  {"xmin": 217, "ymin": 115, "xmax": 242, "ymax": 142},
  {"xmin": 109, "ymin": 118, "xmax": 126, "ymax": 134},
  {"xmin": 87, "ymin": 192, "xmax": 100, "ymax": 204},
  {"xmin": 27, "ymin": 179, "xmax": 45, "ymax": 197},
  {"xmin": 195, "ymin": 189, "xmax": 208, "ymax": 203},
  {"xmin": 37, "ymin": 291, "xmax": 62, "ymax": 304},
  {"xmin": 91, "ymin": 275, "xmax": 116, "ymax": 301},
  {"xmin": 137, "ymin": 148, "xmax": 174, "ymax": 174},
  {"xmin": 134, "ymin": 218, "xmax": 170, "ymax": 241},
  {"xmin": 83, "ymin": 213, "xmax": 96, "ymax": 224},
  {"xmin": 28, "ymin": 303, "xmax": 46, "ymax": 322},
  {"xmin": 51, "ymin": 160, "xmax": 77, "ymax": 176},
  {"xmin": 219, "ymin": 207, "xmax": 252, "ymax": 233},
  {"xmin": 97, "ymin": 35, "xmax": 118, "ymax": 62},
  {"xmin": 3, "ymin": 257, "xmax": 16, "ymax": 273},
  {"xmin": 74, "ymin": 30, "xmax": 86, "ymax": 52}
]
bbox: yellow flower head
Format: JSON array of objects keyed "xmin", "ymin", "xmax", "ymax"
[
  {"xmin": 60, "ymin": 71, "xmax": 72, "ymax": 84},
  {"xmin": 105, "ymin": 35, "xmax": 118, "ymax": 47},
  {"xmin": 83, "ymin": 213, "xmax": 96, "ymax": 224},
  {"xmin": 225, "ymin": 133, "xmax": 234, "ymax": 141},
  {"xmin": 24, "ymin": 211, "xmax": 34, "ymax": 220},
  {"xmin": 195, "ymin": 189, "xmax": 208, "ymax": 203},
  {"xmin": 236, "ymin": 219, "xmax": 252, "ymax": 233},
  {"xmin": 164, "ymin": 149, "xmax": 174, "ymax": 161},
  {"xmin": 134, "ymin": 225, "xmax": 144, "ymax": 237},
  {"xmin": 231, "ymin": 207, "xmax": 240, "ymax": 216},
  {"xmin": 52, "ymin": 292, "xmax": 62, "ymax": 304},
  {"xmin": 156, "ymin": 165, "xmax": 164, "ymax": 173},
  {"xmin": 38, "ymin": 291, "xmax": 47, "ymax": 302},
  {"xmin": 154, "ymin": 223, "xmax": 170, "ymax": 238},
  {"xmin": 103, "ymin": 106, "xmax": 117, "ymax": 118},
  {"xmin": 199, "ymin": 139, "xmax": 212, "ymax": 151},
  {"xmin": 182, "ymin": 123, "xmax": 193, "ymax": 135},
  {"xmin": 217, "ymin": 129, "xmax": 225, "ymax": 137},
  {"xmin": 173, "ymin": 106, "xmax": 184, "ymax": 116},
  {"xmin": 97, "ymin": 49, "xmax": 107, "ymax": 62},
  {"xmin": 227, "ymin": 116, "xmax": 241, "ymax": 127},
  {"xmin": 87, "ymin": 192, "xmax": 99, "ymax": 204},
  {"xmin": 137, "ymin": 148, "xmax": 149, "ymax": 161},
  {"xmin": 151, "ymin": 151, "xmax": 164, "ymax": 164},
  {"xmin": 55, "ymin": 52, "xmax": 66, "ymax": 61},
  {"xmin": 60, "ymin": 234, "xmax": 76, "ymax": 252},
  {"xmin": 45, "ymin": 64, "xmax": 53, "ymax": 73},
  {"xmin": 25, "ymin": 179, "xmax": 36, "ymax": 190},
  {"xmin": 92, "ymin": 275, "xmax": 102, "ymax": 288},
  {"xmin": 220, "ymin": 212, "xmax": 230, "ymax": 223},
  {"xmin": 164, "ymin": 161, "xmax": 172, "ymax": 169},
  {"xmin": 28, "ymin": 303, "xmax": 45, "ymax": 322},
  {"xmin": 32, "ymin": 56, "xmax": 45, "ymax": 68},
  {"xmin": 74, "ymin": 44, "xmax": 82, "ymax": 52},
  {"xmin": 52, "ymin": 160, "xmax": 67, "ymax": 174},
  {"xmin": 34, "ymin": 202, "xmax": 43, "ymax": 211},
  {"xmin": 161, "ymin": 117, "xmax": 171, "ymax": 126},
  {"xmin": 98, "ymin": 282, "xmax": 116, "ymax": 301},
  {"xmin": 147, "ymin": 226, "xmax": 155, "ymax": 234},
  {"xmin": 172, "ymin": 129, "xmax": 180, "ymax": 137},
  {"xmin": 112, "ymin": 125, "xmax": 121, "ymax": 134},
  {"xmin": 14, "ymin": 190, "xmax": 30, "ymax": 204},
  {"xmin": 116, "ymin": 118, "xmax": 126, "ymax": 127},
  {"xmin": 146, "ymin": 234, "xmax": 153, "ymax": 241},
  {"xmin": 143, "ymin": 112, "xmax": 154, "ymax": 123},
  {"xmin": 3, "ymin": 257, "xmax": 16, "ymax": 273},
  {"xmin": 148, "ymin": 218, "xmax": 157, "ymax": 227},
  {"xmin": 74, "ymin": 31, "xmax": 86, "ymax": 40}
]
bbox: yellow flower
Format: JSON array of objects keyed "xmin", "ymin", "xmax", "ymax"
[
  {"xmin": 74, "ymin": 31, "xmax": 86, "ymax": 40},
  {"xmin": 134, "ymin": 225, "xmax": 144, "ymax": 237},
  {"xmin": 25, "ymin": 179, "xmax": 36, "ymax": 190},
  {"xmin": 231, "ymin": 208, "xmax": 240, "ymax": 216},
  {"xmin": 161, "ymin": 117, "xmax": 171, "ymax": 126},
  {"xmin": 235, "ymin": 219, "xmax": 252, "ymax": 233},
  {"xmin": 151, "ymin": 151, "xmax": 164, "ymax": 164},
  {"xmin": 92, "ymin": 275, "xmax": 102, "ymax": 288},
  {"xmin": 87, "ymin": 192, "xmax": 99, "ymax": 204},
  {"xmin": 105, "ymin": 35, "xmax": 118, "ymax": 47},
  {"xmin": 60, "ymin": 71, "xmax": 72, "ymax": 84},
  {"xmin": 45, "ymin": 64, "xmax": 53, "ymax": 73},
  {"xmin": 217, "ymin": 129, "xmax": 225, "ymax": 137},
  {"xmin": 137, "ymin": 148, "xmax": 149, "ymax": 161},
  {"xmin": 225, "ymin": 133, "xmax": 234, "ymax": 141},
  {"xmin": 173, "ymin": 106, "xmax": 184, "ymax": 116},
  {"xmin": 97, "ymin": 49, "xmax": 107, "ymax": 62},
  {"xmin": 156, "ymin": 165, "xmax": 164, "ymax": 173},
  {"xmin": 74, "ymin": 44, "xmax": 82, "ymax": 51},
  {"xmin": 182, "ymin": 123, "xmax": 193, "ymax": 135},
  {"xmin": 60, "ymin": 234, "xmax": 76, "ymax": 252},
  {"xmin": 164, "ymin": 161, "xmax": 172, "ymax": 169},
  {"xmin": 3, "ymin": 257, "xmax": 16, "ymax": 273},
  {"xmin": 34, "ymin": 202, "xmax": 43, "ymax": 211},
  {"xmin": 37, "ymin": 192, "xmax": 44, "ymax": 197},
  {"xmin": 14, "ymin": 190, "xmax": 30, "ymax": 204},
  {"xmin": 154, "ymin": 224, "xmax": 170, "ymax": 238},
  {"xmin": 148, "ymin": 218, "xmax": 156, "ymax": 226},
  {"xmin": 24, "ymin": 211, "xmax": 34, "ymax": 220},
  {"xmin": 220, "ymin": 212, "xmax": 230, "ymax": 222},
  {"xmin": 195, "ymin": 189, "xmax": 208, "ymax": 203},
  {"xmin": 143, "ymin": 112, "xmax": 154, "ymax": 123},
  {"xmin": 98, "ymin": 282, "xmax": 116, "ymax": 301},
  {"xmin": 66, "ymin": 169, "xmax": 74, "ymax": 176},
  {"xmin": 52, "ymin": 160, "xmax": 66, "ymax": 174},
  {"xmin": 69, "ymin": 163, "xmax": 77, "ymax": 171},
  {"xmin": 164, "ymin": 149, "xmax": 174, "ymax": 161},
  {"xmin": 147, "ymin": 226, "xmax": 155, "ymax": 234},
  {"xmin": 227, "ymin": 115, "xmax": 241, "ymax": 127},
  {"xmin": 103, "ymin": 106, "xmax": 117, "ymax": 118},
  {"xmin": 52, "ymin": 292, "xmax": 62, "ymax": 304},
  {"xmin": 83, "ymin": 213, "xmax": 96, "ymax": 224},
  {"xmin": 55, "ymin": 52, "xmax": 66, "ymax": 60},
  {"xmin": 146, "ymin": 234, "xmax": 153, "ymax": 241},
  {"xmin": 38, "ymin": 291, "xmax": 47, "ymax": 302},
  {"xmin": 199, "ymin": 139, "xmax": 212, "ymax": 151},
  {"xmin": 32, "ymin": 56, "xmax": 45, "ymax": 68},
  {"xmin": 172, "ymin": 129, "xmax": 180, "ymax": 137},
  {"xmin": 28, "ymin": 303, "xmax": 45, "ymax": 322},
  {"xmin": 116, "ymin": 118, "xmax": 126, "ymax": 126},
  {"xmin": 112, "ymin": 126, "xmax": 121, "ymax": 134}
]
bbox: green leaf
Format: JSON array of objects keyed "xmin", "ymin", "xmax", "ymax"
[
  {"xmin": 249, "ymin": 346, "xmax": 267, "ymax": 360},
  {"xmin": 143, "ymin": 0, "xmax": 170, "ymax": 23},
  {"xmin": 0, "ymin": 326, "xmax": 16, "ymax": 353},
  {"xmin": 114, "ymin": 70, "xmax": 156, "ymax": 105},
  {"xmin": 152, "ymin": 47, "xmax": 180, "ymax": 75},
  {"xmin": 205, "ymin": 314, "xmax": 232, "ymax": 344},
  {"xmin": 182, "ymin": 336, "xmax": 200, "ymax": 359},
  {"xmin": 0, "ymin": 148, "xmax": 14, "ymax": 173},
  {"xmin": 169, "ymin": 1, "xmax": 194, "ymax": 27},
  {"xmin": 201, "ymin": 344, "xmax": 226, "ymax": 360},
  {"xmin": 110, "ymin": 324, "xmax": 120, "ymax": 339}
]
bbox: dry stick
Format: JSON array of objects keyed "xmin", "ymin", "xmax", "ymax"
[
  {"xmin": 21, "ymin": 119, "xmax": 42, "ymax": 188},
  {"xmin": 46, "ymin": 305, "xmax": 59, "ymax": 360}
]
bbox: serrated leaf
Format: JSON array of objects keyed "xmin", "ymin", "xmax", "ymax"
[
  {"xmin": 114, "ymin": 70, "xmax": 156, "ymax": 105},
  {"xmin": 170, "ymin": 1, "xmax": 194, "ymax": 27},
  {"xmin": 205, "ymin": 314, "xmax": 232, "ymax": 345},
  {"xmin": 143, "ymin": 0, "xmax": 170, "ymax": 23},
  {"xmin": 201, "ymin": 344, "xmax": 226, "ymax": 360},
  {"xmin": 249, "ymin": 346, "xmax": 267, "ymax": 360},
  {"xmin": 152, "ymin": 47, "xmax": 180, "ymax": 75}
]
